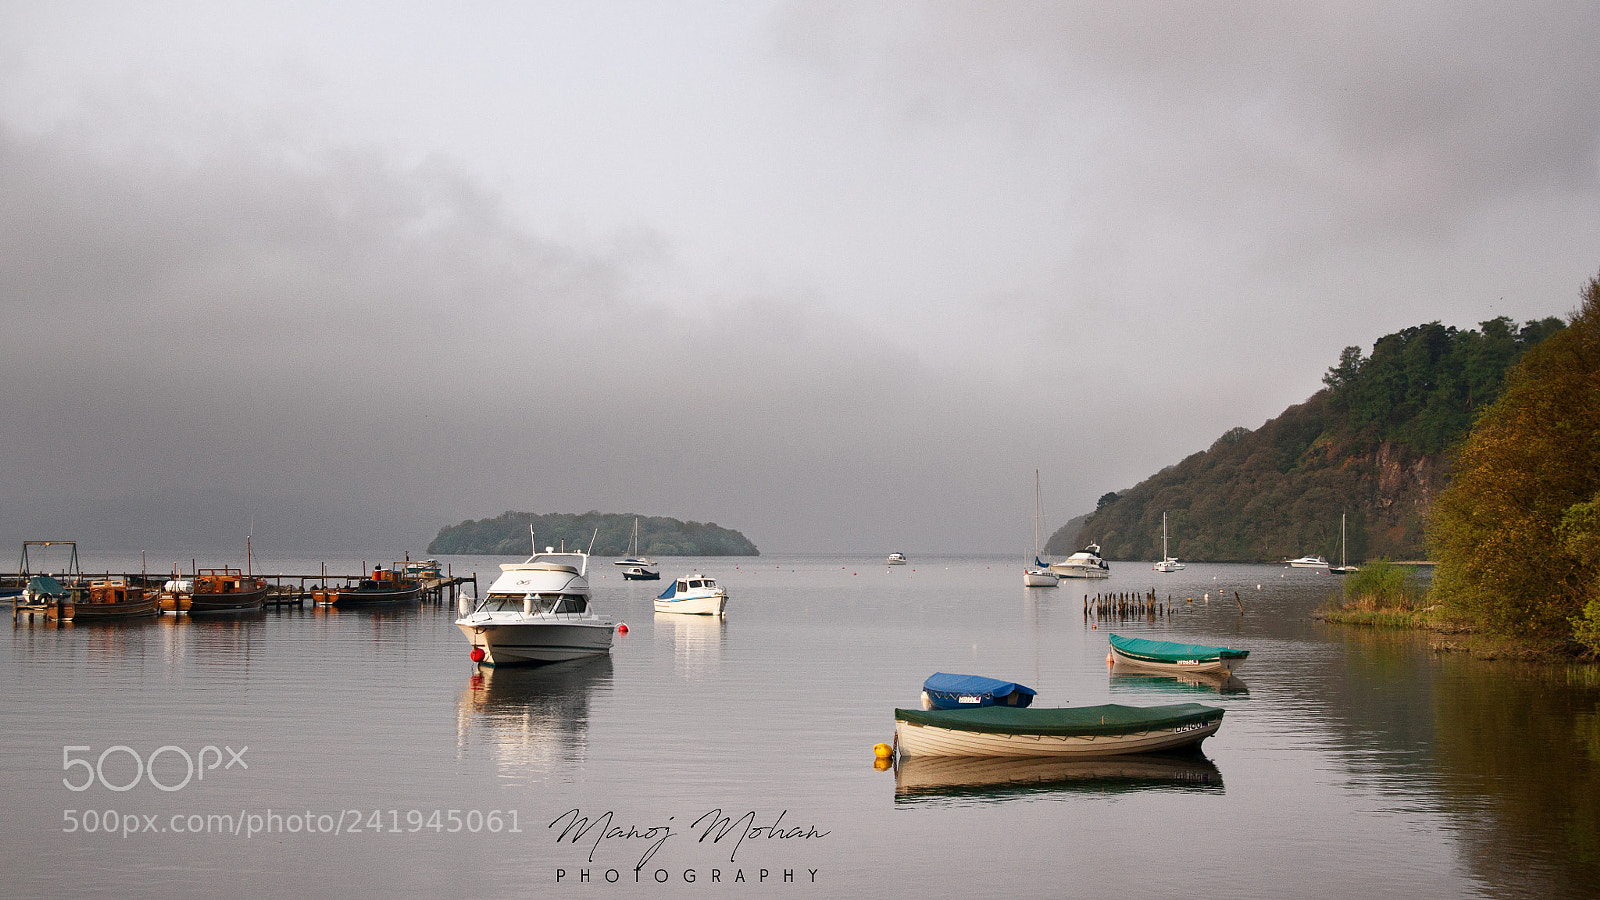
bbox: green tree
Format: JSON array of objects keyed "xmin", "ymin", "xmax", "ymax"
[{"xmin": 1428, "ymin": 274, "xmax": 1600, "ymax": 649}]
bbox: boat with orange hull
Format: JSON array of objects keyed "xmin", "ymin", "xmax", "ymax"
[{"xmin": 188, "ymin": 568, "xmax": 270, "ymax": 614}]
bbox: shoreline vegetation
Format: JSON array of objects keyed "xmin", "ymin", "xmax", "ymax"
[{"xmin": 1318, "ymin": 560, "xmax": 1593, "ymax": 664}]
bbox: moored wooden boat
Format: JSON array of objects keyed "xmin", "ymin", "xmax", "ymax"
[
  {"xmin": 70, "ymin": 578, "xmax": 159, "ymax": 620},
  {"xmin": 921, "ymin": 673, "xmax": 1036, "ymax": 710},
  {"xmin": 188, "ymin": 568, "xmax": 270, "ymax": 614},
  {"xmin": 894, "ymin": 702, "xmax": 1224, "ymax": 757},
  {"xmin": 315, "ymin": 565, "xmax": 422, "ymax": 606},
  {"xmin": 1108, "ymin": 633, "xmax": 1249, "ymax": 675}
]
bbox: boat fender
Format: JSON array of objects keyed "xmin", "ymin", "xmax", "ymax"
[
  {"xmin": 469, "ymin": 647, "xmax": 485, "ymax": 663},
  {"xmin": 458, "ymin": 594, "xmax": 471, "ymax": 617},
  {"xmin": 1107, "ymin": 651, "xmax": 1114, "ymax": 666},
  {"xmin": 617, "ymin": 622, "xmax": 628, "ymax": 634},
  {"xmin": 524, "ymin": 596, "xmax": 533, "ymax": 616}
]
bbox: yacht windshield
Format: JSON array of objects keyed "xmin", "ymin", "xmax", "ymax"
[{"xmin": 479, "ymin": 592, "xmax": 588, "ymax": 615}]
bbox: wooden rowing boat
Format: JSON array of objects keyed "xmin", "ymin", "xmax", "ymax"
[
  {"xmin": 1108, "ymin": 633, "xmax": 1249, "ymax": 675},
  {"xmin": 894, "ymin": 702, "xmax": 1224, "ymax": 758}
]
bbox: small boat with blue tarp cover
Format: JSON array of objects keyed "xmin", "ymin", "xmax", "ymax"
[
  {"xmin": 1108, "ymin": 634, "xmax": 1249, "ymax": 675},
  {"xmin": 654, "ymin": 574, "xmax": 727, "ymax": 615},
  {"xmin": 921, "ymin": 673, "xmax": 1037, "ymax": 710},
  {"xmin": 894, "ymin": 702, "xmax": 1224, "ymax": 757}
]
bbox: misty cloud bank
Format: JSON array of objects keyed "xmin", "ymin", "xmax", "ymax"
[{"xmin": 2, "ymin": 3, "xmax": 1597, "ymax": 554}]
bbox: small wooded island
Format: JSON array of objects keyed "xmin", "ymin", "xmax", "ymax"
[{"xmin": 427, "ymin": 511, "xmax": 759, "ymax": 557}]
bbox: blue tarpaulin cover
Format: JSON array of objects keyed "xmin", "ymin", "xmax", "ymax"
[{"xmin": 922, "ymin": 673, "xmax": 1037, "ymax": 709}]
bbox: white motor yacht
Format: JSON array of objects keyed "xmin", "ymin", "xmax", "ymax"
[
  {"xmin": 457, "ymin": 547, "xmax": 615, "ymax": 665},
  {"xmin": 887, "ymin": 552, "xmax": 908, "ymax": 566},
  {"xmin": 1050, "ymin": 543, "xmax": 1111, "ymax": 579},
  {"xmin": 1284, "ymin": 555, "xmax": 1329, "ymax": 568},
  {"xmin": 654, "ymin": 574, "xmax": 728, "ymax": 615}
]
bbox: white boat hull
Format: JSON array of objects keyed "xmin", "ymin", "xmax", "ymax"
[
  {"xmin": 1051, "ymin": 564, "xmax": 1110, "ymax": 579},
  {"xmin": 457, "ymin": 619, "xmax": 614, "ymax": 665},
  {"xmin": 654, "ymin": 592, "xmax": 727, "ymax": 615},
  {"xmin": 1023, "ymin": 569, "xmax": 1059, "ymax": 587},
  {"xmin": 894, "ymin": 717, "xmax": 1221, "ymax": 758}
]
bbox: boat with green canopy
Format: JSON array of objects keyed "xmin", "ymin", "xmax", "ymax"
[
  {"xmin": 893, "ymin": 702, "xmax": 1224, "ymax": 757},
  {"xmin": 1108, "ymin": 633, "xmax": 1249, "ymax": 675}
]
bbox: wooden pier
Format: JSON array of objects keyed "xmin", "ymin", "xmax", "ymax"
[{"xmin": 12, "ymin": 568, "xmax": 477, "ymax": 624}]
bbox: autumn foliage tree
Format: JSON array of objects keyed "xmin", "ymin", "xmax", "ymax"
[{"xmin": 1428, "ymin": 273, "xmax": 1600, "ymax": 653}]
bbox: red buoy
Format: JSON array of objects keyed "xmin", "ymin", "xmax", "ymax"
[
  {"xmin": 470, "ymin": 647, "xmax": 486, "ymax": 663},
  {"xmin": 617, "ymin": 622, "xmax": 629, "ymax": 634}
]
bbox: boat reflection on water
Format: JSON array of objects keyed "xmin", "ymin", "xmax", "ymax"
[
  {"xmin": 1109, "ymin": 668, "xmax": 1249, "ymax": 696},
  {"xmin": 653, "ymin": 612, "xmax": 726, "ymax": 680},
  {"xmin": 894, "ymin": 752, "xmax": 1223, "ymax": 805},
  {"xmin": 455, "ymin": 657, "xmax": 613, "ymax": 779}
]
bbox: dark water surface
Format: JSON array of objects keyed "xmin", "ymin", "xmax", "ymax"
[{"xmin": 3, "ymin": 554, "xmax": 1596, "ymax": 898}]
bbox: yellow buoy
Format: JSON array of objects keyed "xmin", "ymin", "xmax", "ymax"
[{"xmin": 873, "ymin": 742, "xmax": 893, "ymax": 760}]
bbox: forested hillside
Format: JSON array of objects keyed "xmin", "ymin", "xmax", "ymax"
[
  {"xmin": 1048, "ymin": 316, "xmax": 1564, "ymax": 562},
  {"xmin": 428, "ymin": 511, "xmax": 759, "ymax": 556}
]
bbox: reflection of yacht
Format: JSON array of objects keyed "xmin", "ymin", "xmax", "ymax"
[
  {"xmin": 894, "ymin": 753, "xmax": 1222, "ymax": 804},
  {"xmin": 456, "ymin": 657, "xmax": 612, "ymax": 776},
  {"xmin": 456, "ymin": 547, "xmax": 614, "ymax": 665},
  {"xmin": 1049, "ymin": 543, "xmax": 1110, "ymax": 579},
  {"xmin": 654, "ymin": 574, "xmax": 727, "ymax": 615},
  {"xmin": 655, "ymin": 612, "xmax": 726, "ymax": 680}
]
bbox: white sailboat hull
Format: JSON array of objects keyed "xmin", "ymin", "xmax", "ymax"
[{"xmin": 1023, "ymin": 569, "xmax": 1059, "ymax": 587}]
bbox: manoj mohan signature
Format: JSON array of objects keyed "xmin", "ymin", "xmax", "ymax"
[{"xmin": 549, "ymin": 808, "xmax": 830, "ymax": 869}]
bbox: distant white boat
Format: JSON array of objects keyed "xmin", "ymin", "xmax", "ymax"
[
  {"xmin": 1284, "ymin": 555, "xmax": 1328, "ymax": 568},
  {"xmin": 1153, "ymin": 512, "xmax": 1185, "ymax": 573},
  {"xmin": 457, "ymin": 536, "xmax": 615, "ymax": 665},
  {"xmin": 655, "ymin": 574, "xmax": 727, "ymax": 616},
  {"xmin": 887, "ymin": 552, "xmax": 908, "ymax": 566},
  {"xmin": 1024, "ymin": 470, "xmax": 1060, "ymax": 587},
  {"xmin": 1050, "ymin": 543, "xmax": 1110, "ymax": 579}
]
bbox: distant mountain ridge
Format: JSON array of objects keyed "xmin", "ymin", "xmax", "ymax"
[
  {"xmin": 1048, "ymin": 316, "xmax": 1565, "ymax": 563},
  {"xmin": 428, "ymin": 511, "xmax": 759, "ymax": 556}
]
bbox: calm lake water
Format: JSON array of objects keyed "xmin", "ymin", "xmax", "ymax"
[{"xmin": 3, "ymin": 553, "xmax": 1596, "ymax": 899}]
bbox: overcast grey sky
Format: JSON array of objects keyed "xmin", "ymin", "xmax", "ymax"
[{"xmin": 3, "ymin": 2, "xmax": 1597, "ymax": 555}]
